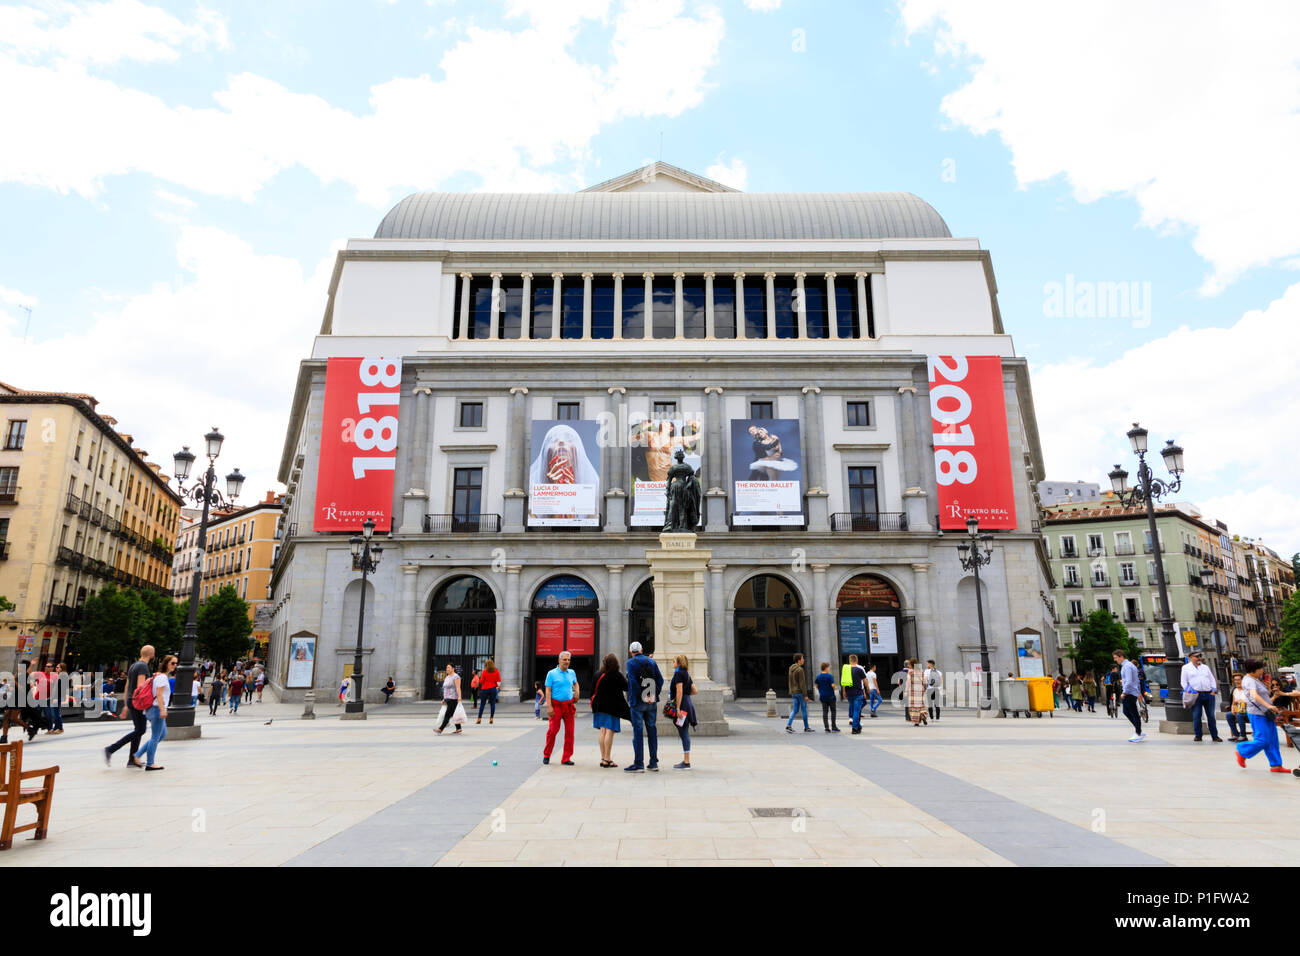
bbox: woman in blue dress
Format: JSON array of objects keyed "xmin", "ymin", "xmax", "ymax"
[{"xmin": 590, "ymin": 653, "xmax": 631, "ymax": 768}]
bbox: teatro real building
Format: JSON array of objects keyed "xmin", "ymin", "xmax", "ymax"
[{"xmin": 266, "ymin": 162, "xmax": 1056, "ymax": 704}]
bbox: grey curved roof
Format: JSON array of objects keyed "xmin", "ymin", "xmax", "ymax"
[{"xmin": 374, "ymin": 192, "xmax": 951, "ymax": 241}]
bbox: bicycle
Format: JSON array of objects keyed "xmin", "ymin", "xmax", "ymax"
[
  {"xmin": 1105, "ymin": 692, "xmax": 1118, "ymax": 718},
  {"xmin": 1139, "ymin": 695, "xmax": 1150, "ymax": 723}
]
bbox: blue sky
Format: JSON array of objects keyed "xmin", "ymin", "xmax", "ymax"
[{"xmin": 1, "ymin": 0, "xmax": 1298, "ymax": 554}]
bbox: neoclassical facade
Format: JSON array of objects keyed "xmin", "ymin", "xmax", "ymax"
[{"xmin": 266, "ymin": 162, "xmax": 1055, "ymax": 702}]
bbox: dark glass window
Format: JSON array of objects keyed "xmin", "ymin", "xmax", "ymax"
[
  {"xmin": 4, "ymin": 420, "xmax": 26, "ymax": 451},
  {"xmin": 847, "ymin": 467, "xmax": 878, "ymax": 517},
  {"xmin": 772, "ymin": 276, "xmax": 797, "ymax": 339},
  {"xmin": 0, "ymin": 467, "xmax": 17, "ymax": 497},
  {"xmin": 802, "ymin": 281, "xmax": 828, "ymax": 338},
  {"xmin": 556, "ymin": 402, "xmax": 580, "ymax": 421},
  {"xmin": 452, "ymin": 275, "xmax": 463, "ymax": 338},
  {"xmin": 560, "ymin": 278, "xmax": 584, "ymax": 339},
  {"xmin": 499, "ymin": 276, "xmax": 524, "ymax": 339},
  {"xmin": 452, "ymin": 468, "xmax": 482, "ymax": 519},
  {"xmin": 834, "ymin": 275, "xmax": 860, "ymax": 339},
  {"xmin": 458, "ymin": 402, "xmax": 483, "ymax": 428},
  {"xmin": 652, "ymin": 402, "xmax": 676, "ymax": 418},
  {"xmin": 847, "ymin": 401, "xmax": 871, "ymax": 427},
  {"xmin": 750, "ymin": 402, "xmax": 774, "ymax": 420},
  {"xmin": 432, "ymin": 574, "xmax": 497, "ymax": 611},
  {"xmin": 590, "ymin": 276, "xmax": 615, "ymax": 339},
  {"xmin": 621, "ymin": 279, "xmax": 646, "ymax": 338},
  {"xmin": 713, "ymin": 280, "xmax": 736, "ymax": 338},
  {"xmin": 530, "ymin": 281, "xmax": 555, "ymax": 339},
  {"xmin": 743, "ymin": 280, "xmax": 767, "ymax": 338},
  {"xmin": 466, "ymin": 277, "xmax": 494, "ymax": 339},
  {"xmin": 682, "ymin": 276, "xmax": 706, "ymax": 338},
  {"xmin": 652, "ymin": 277, "xmax": 676, "ymax": 339},
  {"xmin": 864, "ymin": 276, "xmax": 875, "ymax": 338}
]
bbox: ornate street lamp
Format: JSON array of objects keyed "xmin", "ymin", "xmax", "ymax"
[
  {"xmin": 956, "ymin": 515, "xmax": 995, "ymax": 709},
  {"xmin": 343, "ymin": 518, "xmax": 382, "ymax": 719},
  {"xmin": 1108, "ymin": 422, "xmax": 1191, "ymax": 728},
  {"xmin": 169, "ymin": 430, "xmax": 244, "ymax": 737}
]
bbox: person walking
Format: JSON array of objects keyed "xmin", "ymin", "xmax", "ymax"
[
  {"xmin": 786, "ymin": 652, "xmax": 812, "ymax": 734},
  {"xmin": 469, "ymin": 669, "xmax": 481, "ymax": 708},
  {"xmin": 624, "ymin": 641, "xmax": 662, "ymax": 772},
  {"xmin": 1054, "ymin": 671, "xmax": 1067, "ymax": 709},
  {"xmin": 590, "ymin": 653, "xmax": 630, "ymax": 768},
  {"xmin": 1181, "ymin": 650, "xmax": 1222, "ymax": 742},
  {"xmin": 669, "ymin": 655, "xmax": 696, "ymax": 769},
  {"xmin": 844, "ymin": 655, "xmax": 867, "ymax": 733},
  {"xmin": 542, "ymin": 652, "xmax": 579, "ymax": 765},
  {"xmin": 382, "ymin": 677, "xmax": 396, "ymax": 704},
  {"xmin": 1114, "ymin": 649, "xmax": 1145, "ymax": 742},
  {"xmin": 228, "ymin": 672, "xmax": 245, "ymax": 714},
  {"xmin": 133, "ymin": 654, "xmax": 175, "ymax": 772},
  {"xmin": 924, "ymin": 659, "xmax": 943, "ymax": 722},
  {"xmin": 532, "ymin": 681, "xmax": 544, "ymax": 719},
  {"xmin": 1069, "ymin": 673, "xmax": 1084, "ymax": 713},
  {"xmin": 255, "ymin": 669, "xmax": 265, "ymax": 703},
  {"xmin": 1225, "ymin": 673, "xmax": 1251, "ymax": 742},
  {"xmin": 1234, "ymin": 660, "xmax": 1288, "ymax": 773},
  {"xmin": 0, "ymin": 664, "xmax": 32, "ymax": 744},
  {"xmin": 476, "ymin": 659, "xmax": 501, "ymax": 724},
  {"xmin": 1104, "ymin": 665, "xmax": 1121, "ymax": 717},
  {"xmin": 815, "ymin": 662, "xmax": 840, "ymax": 732},
  {"xmin": 104, "ymin": 645, "xmax": 154, "ymax": 767},
  {"xmin": 208, "ymin": 672, "xmax": 224, "ymax": 716},
  {"xmin": 435, "ymin": 664, "xmax": 464, "ymax": 735},
  {"xmin": 1083, "ymin": 671, "xmax": 1098, "ymax": 713},
  {"xmin": 905, "ymin": 659, "xmax": 928, "ymax": 726},
  {"xmin": 865, "ymin": 662, "xmax": 882, "ymax": 718}
]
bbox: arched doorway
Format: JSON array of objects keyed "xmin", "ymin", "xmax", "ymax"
[
  {"xmin": 836, "ymin": 574, "xmax": 904, "ymax": 688},
  {"xmin": 426, "ymin": 575, "xmax": 496, "ymax": 701},
  {"xmin": 734, "ymin": 574, "xmax": 805, "ymax": 698},
  {"xmin": 628, "ymin": 579, "xmax": 655, "ymax": 657},
  {"xmin": 528, "ymin": 574, "xmax": 599, "ymax": 699}
]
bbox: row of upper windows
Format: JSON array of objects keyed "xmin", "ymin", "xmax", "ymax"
[
  {"xmin": 452, "ymin": 398, "xmax": 873, "ymax": 429},
  {"xmin": 1048, "ymin": 529, "xmax": 1162, "ymax": 557},
  {"xmin": 450, "ymin": 271, "xmax": 875, "ymax": 340}
]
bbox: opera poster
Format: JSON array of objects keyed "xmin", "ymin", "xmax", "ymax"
[
  {"xmin": 286, "ymin": 635, "xmax": 317, "ymax": 689},
  {"xmin": 1015, "ymin": 631, "xmax": 1045, "ymax": 678},
  {"xmin": 730, "ymin": 418, "xmax": 803, "ymax": 525},
  {"xmin": 629, "ymin": 418, "xmax": 702, "ymax": 526},
  {"xmin": 528, "ymin": 420, "xmax": 601, "ymax": 526}
]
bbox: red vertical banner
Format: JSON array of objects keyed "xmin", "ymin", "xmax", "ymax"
[
  {"xmin": 314, "ymin": 357, "xmax": 402, "ymax": 532},
  {"xmin": 535, "ymin": 619, "xmax": 565, "ymax": 655},
  {"xmin": 565, "ymin": 618, "xmax": 595, "ymax": 655},
  {"xmin": 928, "ymin": 355, "xmax": 1017, "ymax": 530}
]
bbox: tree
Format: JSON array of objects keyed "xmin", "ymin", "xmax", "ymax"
[
  {"xmin": 0, "ymin": 595, "xmax": 13, "ymax": 614},
  {"xmin": 1279, "ymin": 592, "xmax": 1300, "ymax": 668},
  {"xmin": 138, "ymin": 589, "xmax": 185, "ymax": 653},
  {"xmin": 197, "ymin": 585, "xmax": 253, "ymax": 665},
  {"xmin": 71, "ymin": 584, "xmax": 140, "ymax": 671},
  {"xmin": 1071, "ymin": 609, "xmax": 1140, "ymax": 679}
]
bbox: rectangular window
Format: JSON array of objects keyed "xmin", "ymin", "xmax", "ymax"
[
  {"xmin": 847, "ymin": 466, "xmax": 879, "ymax": 518},
  {"xmin": 1096, "ymin": 597, "xmax": 1111, "ymax": 613},
  {"xmin": 620, "ymin": 279, "xmax": 646, "ymax": 338},
  {"xmin": 652, "ymin": 401, "xmax": 676, "ymax": 418},
  {"xmin": 1115, "ymin": 531, "xmax": 1134, "ymax": 555},
  {"xmin": 1064, "ymin": 565, "xmax": 1080, "ymax": 584},
  {"xmin": 1068, "ymin": 598, "xmax": 1083, "ymax": 620},
  {"xmin": 712, "ymin": 280, "xmax": 736, "ymax": 338},
  {"xmin": 1120, "ymin": 562, "xmax": 1137, "ymax": 585},
  {"xmin": 749, "ymin": 401, "xmax": 774, "ymax": 420},
  {"xmin": 590, "ymin": 276, "xmax": 615, "ymax": 340},
  {"xmin": 3, "ymin": 420, "xmax": 26, "ymax": 450},
  {"xmin": 802, "ymin": 280, "xmax": 828, "ymax": 338},
  {"xmin": 0, "ymin": 517, "xmax": 9, "ymax": 542},
  {"xmin": 499, "ymin": 276, "xmax": 524, "ymax": 339},
  {"xmin": 651, "ymin": 276, "xmax": 675, "ymax": 339},
  {"xmin": 1060, "ymin": 534, "xmax": 1077, "ymax": 557},
  {"xmin": 560, "ymin": 278, "xmax": 584, "ymax": 339},
  {"xmin": 1087, "ymin": 533, "xmax": 1105, "ymax": 556},
  {"xmin": 458, "ymin": 402, "xmax": 484, "ymax": 429},
  {"xmin": 74, "ymin": 431, "xmax": 83, "ymax": 461},
  {"xmin": 682, "ymin": 276, "xmax": 706, "ymax": 339},
  {"xmin": 772, "ymin": 275, "xmax": 797, "ymax": 339},
  {"xmin": 556, "ymin": 402, "xmax": 581, "ymax": 421},
  {"xmin": 846, "ymin": 401, "xmax": 871, "ymax": 427},
  {"xmin": 833, "ymin": 275, "xmax": 860, "ymax": 339},
  {"xmin": 452, "ymin": 468, "xmax": 483, "ymax": 520},
  {"xmin": 743, "ymin": 280, "xmax": 767, "ymax": 338},
  {"xmin": 0, "ymin": 466, "xmax": 17, "ymax": 498},
  {"xmin": 530, "ymin": 280, "xmax": 555, "ymax": 339}
]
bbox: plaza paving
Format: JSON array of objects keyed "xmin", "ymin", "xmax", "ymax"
[{"xmin": 3, "ymin": 694, "xmax": 1296, "ymax": 867}]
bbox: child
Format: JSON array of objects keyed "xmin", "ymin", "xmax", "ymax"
[
  {"xmin": 533, "ymin": 681, "xmax": 544, "ymax": 719},
  {"xmin": 814, "ymin": 662, "xmax": 839, "ymax": 732}
]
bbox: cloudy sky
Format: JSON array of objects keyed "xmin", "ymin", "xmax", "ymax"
[{"xmin": 1, "ymin": 0, "xmax": 1297, "ymax": 555}]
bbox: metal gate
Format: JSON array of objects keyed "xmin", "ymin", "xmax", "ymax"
[{"xmin": 425, "ymin": 611, "xmax": 495, "ymax": 701}]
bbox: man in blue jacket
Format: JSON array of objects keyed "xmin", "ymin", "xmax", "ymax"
[{"xmin": 625, "ymin": 642, "xmax": 663, "ymax": 773}]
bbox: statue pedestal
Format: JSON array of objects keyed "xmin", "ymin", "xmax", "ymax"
[{"xmin": 646, "ymin": 533, "xmax": 729, "ymax": 737}]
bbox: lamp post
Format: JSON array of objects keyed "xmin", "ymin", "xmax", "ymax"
[
  {"xmin": 343, "ymin": 518, "xmax": 382, "ymax": 720},
  {"xmin": 1107, "ymin": 422, "xmax": 1191, "ymax": 730},
  {"xmin": 169, "ymin": 429, "xmax": 244, "ymax": 739},
  {"xmin": 956, "ymin": 516, "xmax": 995, "ymax": 709}
]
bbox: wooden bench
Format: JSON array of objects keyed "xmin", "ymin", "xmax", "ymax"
[{"xmin": 0, "ymin": 740, "xmax": 59, "ymax": 850}]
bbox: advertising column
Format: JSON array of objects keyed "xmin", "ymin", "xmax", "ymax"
[
  {"xmin": 928, "ymin": 355, "xmax": 1017, "ymax": 530},
  {"xmin": 314, "ymin": 357, "xmax": 403, "ymax": 531}
]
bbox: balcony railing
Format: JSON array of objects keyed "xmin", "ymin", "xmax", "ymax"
[
  {"xmin": 46, "ymin": 603, "xmax": 81, "ymax": 627},
  {"xmin": 78, "ymin": 500, "xmax": 91, "ymax": 519},
  {"xmin": 0, "ymin": 491, "xmax": 15, "ymax": 504},
  {"xmin": 1092, "ymin": 576, "xmax": 1110, "ymax": 588},
  {"xmin": 830, "ymin": 512, "xmax": 909, "ymax": 533},
  {"xmin": 1115, "ymin": 544, "xmax": 1135, "ymax": 555},
  {"xmin": 1067, "ymin": 613, "xmax": 1083, "ymax": 623},
  {"xmin": 1123, "ymin": 610, "xmax": 1145, "ymax": 623},
  {"xmin": 1062, "ymin": 580, "xmax": 1083, "ymax": 588},
  {"xmin": 65, "ymin": 492, "xmax": 80, "ymax": 514},
  {"xmin": 1119, "ymin": 577, "xmax": 1139, "ymax": 588},
  {"xmin": 1088, "ymin": 546, "xmax": 1106, "ymax": 557},
  {"xmin": 90, "ymin": 507, "xmax": 103, "ymax": 526},
  {"xmin": 1061, "ymin": 548, "xmax": 1079, "ymax": 558},
  {"xmin": 422, "ymin": 513, "xmax": 502, "ymax": 534}
]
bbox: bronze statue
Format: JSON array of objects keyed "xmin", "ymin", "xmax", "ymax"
[{"xmin": 662, "ymin": 447, "xmax": 701, "ymax": 532}]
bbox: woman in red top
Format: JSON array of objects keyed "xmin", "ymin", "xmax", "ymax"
[{"xmin": 476, "ymin": 660, "xmax": 502, "ymax": 724}]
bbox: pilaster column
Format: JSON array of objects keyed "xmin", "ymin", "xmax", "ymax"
[
  {"xmin": 811, "ymin": 563, "xmax": 831, "ymax": 672},
  {"xmin": 582, "ymin": 272, "xmax": 593, "ymax": 340},
  {"xmin": 794, "ymin": 271, "xmax": 808, "ymax": 339},
  {"xmin": 704, "ymin": 386, "xmax": 726, "ymax": 532},
  {"xmin": 855, "ymin": 272, "xmax": 869, "ymax": 338},
  {"xmin": 704, "ymin": 272, "xmax": 715, "ymax": 339},
  {"xmin": 673, "ymin": 271, "xmax": 685, "ymax": 339},
  {"xmin": 502, "ymin": 565, "xmax": 523, "ymax": 699},
  {"xmin": 802, "ymin": 385, "xmax": 828, "ymax": 531},
  {"xmin": 550, "ymin": 272, "xmax": 563, "ymax": 339},
  {"xmin": 733, "ymin": 272, "xmax": 747, "ymax": 340},
  {"xmin": 708, "ymin": 564, "xmax": 729, "ymax": 692},
  {"xmin": 458, "ymin": 272, "xmax": 472, "ymax": 339},
  {"xmin": 607, "ymin": 564, "xmax": 625, "ymax": 655},
  {"xmin": 520, "ymin": 272, "xmax": 533, "ymax": 340},
  {"xmin": 605, "ymin": 386, "xmax": 627, "ymax": 532},
  {"xmin": 612, "ymin": 273, "xmax": 623, "ymax": 341},
  {"xmin": 642, "ymin": 272, "xmax": 654, "ymax": 340},
  {"xmin": 398, "ymin": 386, "xmax": 433, "ymax": 533},
  {"xmin": 397, "ymin": 564, "xmax": 421, "ymax": 695},
  {"xmin": 489, "ymin": 272, "xmax": 502, "ymax": 340},
  {"xmin": 912, "ymin": 562, "xmax": 936, "ymax": 667},
  {"xmin": 825, "ymin": 272, "xmax": 838, "ymax": 340},
  {"xmin": 504, "ymin": 386, "xmax": 529, "ymax": 533},
  {"xmin": 899, "ymin": 384, "xmax": 931, "ymax": 530},
  {"xmin": 764, "ymin": 271, "xmax": 777, "ymax": 339}
]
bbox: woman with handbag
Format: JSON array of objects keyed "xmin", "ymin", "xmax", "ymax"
[
  {"xmin": 906, "ymin": 659, "xmax": 928, "ymax": 726},
  {"xmin": 669, "ymin": 655, "xmax": 697, "ymax": 769},
  {"xmin": 590, "ymin": 653, "xmax": 630, "ymax": 768},
  {"xmin": 133, "ymin": 655, "xmax": 175, "ymax": 772},
  {"xmin": 477, "ymin": 660, "xmax": 502, "ymax": 724},
  {"xmin": 435, "ymin": 664, "xmax": 465, "ymax": 735}
]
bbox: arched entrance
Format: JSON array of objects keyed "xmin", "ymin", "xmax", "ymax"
[
  {"xmin": 836, "ymin": 574, "xmax": 904, "ymax": 687},
  {"xmin": 528, "ymin": 574, "xmax": 599, "ymax": 699},
  {"xmin": 734, "ymin": 574, "xmax": 805, "ymax": 698},
  {"xmin": 628, "ymin": 579, "xmax": 655, "ymax": 656},
  {"xmin": 425, "ymin": 575, "xmax": 496, "ymax": 700}
]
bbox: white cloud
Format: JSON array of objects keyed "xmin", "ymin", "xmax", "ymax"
[
  {"xmin": 1032, "ymin": 281, "xmax": 1300, "ymax": 554},
  {"xmin": 901, "ymin": 0, "xmax": 1300, "ymax": 294},
  {"xmin": 743, "ymin": 0, "xmax": 781, "ymax": 10},
  {"xmin": 0, "ymin": 227, "xmax": 336, "ymax": 504},
  {"xmin": 0, "ymin": 285, "xmax": 39, "ymax": 309},
  {"xmin": 705, "ymin": 155, "xmax": 747, "ymax": 189},
  {"xmin": 0, "ymin": 1, "xmax": 726, "ymax": 205},
  {"xmin": 0, "ymin": 0, "xmax": 227, "ymax": 66}
]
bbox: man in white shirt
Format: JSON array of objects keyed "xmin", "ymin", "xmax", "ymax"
[
  {"xmin": 1180, "ymin": 651, "xmax": 1222, "ymax": 742},
  {"xmin": 924, "ymin": 660, "xmax": 943, "ymax": 721}
]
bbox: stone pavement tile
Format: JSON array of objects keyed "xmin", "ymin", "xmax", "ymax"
[
  {"xmin": 592, "ymin": 860, "xmax": 669, "ymax": 867},
  {"xmin": 635, "ymin": 808, "xmax": 709, "ymax": 823},
  {"xmin": 618, "ymin": 837, "xmax": 717, "ymax": 860},
  {"xmin": 668, "ymin": 859, "xmax": 773, "ymax": 867},
  {"xmin": 748, "ymin": 818, "xmax": 849, "ymax": 840},
  {"xmin": 579, "ymin": 820, "xmax": 667, "ymax": 839},
  {"xmin": 712, "ymin": 837, "xmax": 815, "ymax": 860},
  {"xmin": 591, "ymin": 794, "xmax": 668, "ymax": 810},
  {"xmin": 516, "ymin": 839, "xmax": 621, "ymax": 862},
  {"xmin": 500, "ymin": 795, "xmax": 592, "ymax": 811},
  {"xmin": 544, "ymin": 808, "xmax": 629, "ymax": 824},
  {"xmin": 483, "ymin": 822, "xmax": 582, "ymax": 841},
  {"xmin": 772, "ymin": 858, "xmax": 881, "ymax": 867},
  {"xmin": 439, "ymin": 840, "xmax": 529, "ymax": 862},
  {"xmin": 883, "ymin": 858, "xmax": 990, "ymax": 867},
  {"xmin": 665, "ymin": 821, "xmax": 758, "ymax": 839}
]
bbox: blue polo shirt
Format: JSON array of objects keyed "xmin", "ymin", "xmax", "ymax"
[{"xmin": 545, "ymin": 667, "xmax": 578, "ymax": 702}]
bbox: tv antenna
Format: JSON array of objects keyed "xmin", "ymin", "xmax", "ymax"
[{"xmin": 19, "ymin": 305, "xmax": 33, "ymax": 341}]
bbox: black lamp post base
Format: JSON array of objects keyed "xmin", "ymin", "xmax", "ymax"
[
  {"xmin": 1158, "ymin": 719, "xmax": 1198, "ymax": 735},
  {"xmin": 168, "ymin": 725, "xmax": 202, "ymax": 740},
  {"xmin": 340, "ymin": 710, "xmax": 368, "ymax": 721}
]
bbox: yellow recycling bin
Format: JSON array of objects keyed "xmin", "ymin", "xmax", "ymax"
[{"xmin": 1025, "ymin": 676, "xmax": 1056, "ymax": 712}]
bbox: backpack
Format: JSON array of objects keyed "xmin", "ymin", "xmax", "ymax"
[
  {"xmin": 840, "ymin": 664, "xmax": 853, "ymax": 687},
  {"xmin": 132, "ymin": 674, "xmax": 156, "ymax": 710}
]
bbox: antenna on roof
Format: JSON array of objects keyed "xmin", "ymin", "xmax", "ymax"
[{"xmin": 19, "ymin": 305, "xmax": 32, "ymax": 342}]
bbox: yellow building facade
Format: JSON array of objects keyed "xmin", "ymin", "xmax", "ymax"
[{"xmin": 0, "ymin": 382, "xmax": 182, "ymax": 667}]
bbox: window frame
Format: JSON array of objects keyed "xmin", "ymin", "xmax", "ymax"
[
  {"xmin": 843, "ymin": 399, "xmax": 874, "ymax": 430},
  {"xmin": 3, "ymin": 420, "xmax": 27, "ymax": 451},
  {"xmin": 455, "ymin": 400, "xmax": 486, "ymax": 431}
]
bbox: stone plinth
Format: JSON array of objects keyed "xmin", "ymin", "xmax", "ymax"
[{"xmin": 646, "ymin": 532, "xmax": 729, "ymax": 737}]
